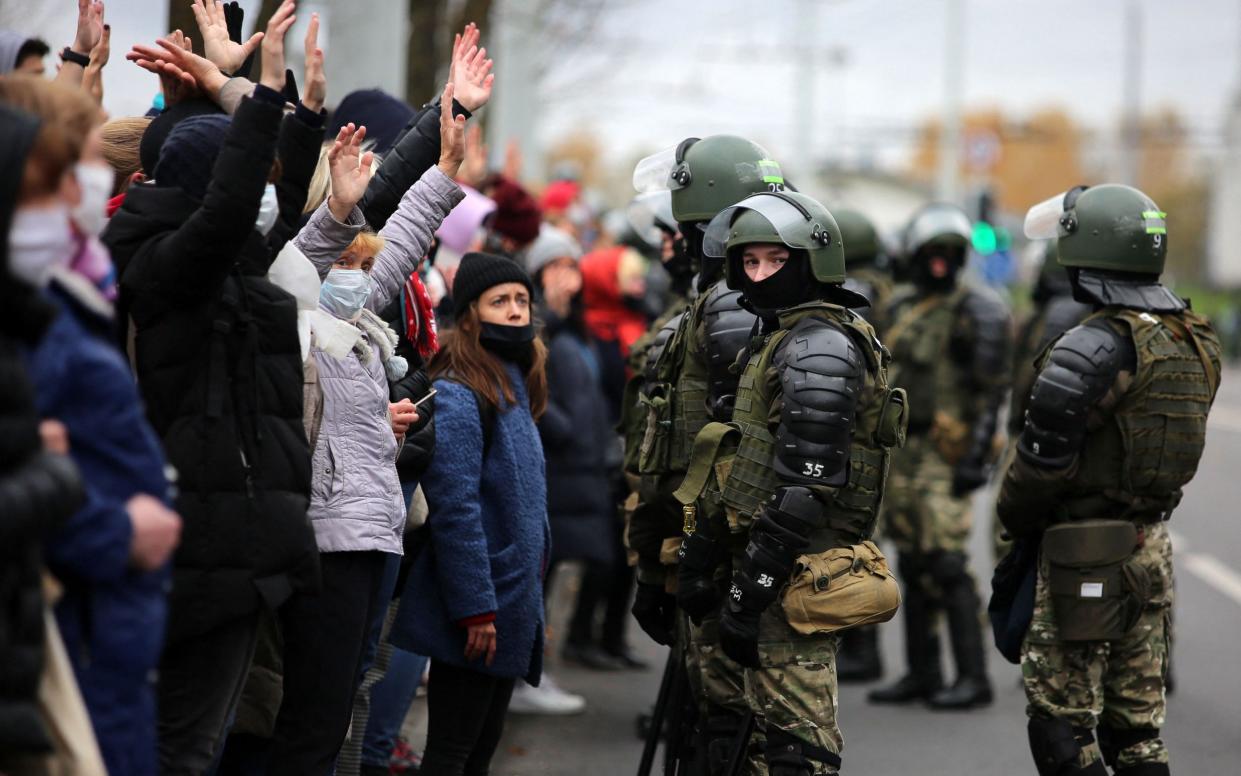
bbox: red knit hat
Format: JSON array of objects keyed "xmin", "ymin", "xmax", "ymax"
[{"xmin": 487, "ymin": 175, "xmax": 542, "ymax": 248}]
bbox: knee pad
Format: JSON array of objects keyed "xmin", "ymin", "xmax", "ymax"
[
  {"xmin": 765, "ymin": 727, "xmax": 841, "ymax": 776},
  {"xmin": 1097, "ymin": 726, "xmax": 1160, "ymax": 770},
  {"xmin": 928, "ymin": 551, "xmax": 969, "ymax": 586},
  {"xmin": 703, "ymin": 707, "xmax": 746, "ymax": 771},
  {"xmin": 1027, "ymin": 717, "xmax": 1096, "ymax": 776}
]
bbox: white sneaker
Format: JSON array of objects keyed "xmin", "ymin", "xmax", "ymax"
[{"xmin": 508, "ymin": 674, "xmax": 586, "ymax": 715}]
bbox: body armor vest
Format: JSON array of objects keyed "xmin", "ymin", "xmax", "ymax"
[
  {"xmin": 1058, "ymin": 308, "xmax": 1220, "ymax": 522},
  {"xmin": 719, "ymin": 302, "xmax": 901, "ymax": 550},
  {"xmin": 637, "ymin": 290, "xmax": 713, "ymax": 476},
  {"xmin": 885, "ymin": 286, "xmax": 972, "ymax": 430}
]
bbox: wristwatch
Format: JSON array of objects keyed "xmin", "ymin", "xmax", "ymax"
[{"xmin": 60, "ymin": 47, "xmax": 90, "ymax": 67}]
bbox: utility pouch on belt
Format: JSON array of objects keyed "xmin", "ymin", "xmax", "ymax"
[
  {"xmin": 1042, "ymin": 519, "xmax": 1150, "ymax": 642},
  {"xmin": 780, "ymin": 541, "xmax": 901, "ymax": 635},
  {"xmin": 874, "ymin": 387, "xmax": 909, "ymax": 448},
  {"xmin": 637, "ymin": 386, "xmax": 674, "ymax": 475}
]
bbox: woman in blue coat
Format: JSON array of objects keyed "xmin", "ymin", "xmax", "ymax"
[{"xmin": 391, "ymin": 252, "xmax": 550, "ymax": 775}]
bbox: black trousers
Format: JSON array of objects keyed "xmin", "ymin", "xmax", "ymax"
[
  {"xmin": 420, "ymin": 660, "xmax": 516, "ymax": 776},
  {"xmin": 158, "ymin": 614, "xmax": 261, "ymax": 776},
  {"xmin": 567, "ymin": 523, "xmax": 634, "ymax": 651},
  {"xmin": 267, "ymin": 550, "xmax": 388, "ymax": 776}
]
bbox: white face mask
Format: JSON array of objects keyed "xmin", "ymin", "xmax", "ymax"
[
  {"xmin": 8, "ymin": 206, "xmax": 74, "ymax": 288},
  {"xmin": 256, "ymin": 183, "xmax": 279, "ymax": 236},
  {"xmin": 72, "ymin": 162, "xmax": 114, "ymax": 237}
]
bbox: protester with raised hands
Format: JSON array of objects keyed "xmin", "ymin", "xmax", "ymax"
[{"xmin": 102, "ymin": 3, "xmax": 326, "ymax": 772}]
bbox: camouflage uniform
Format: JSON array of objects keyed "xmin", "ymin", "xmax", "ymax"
[{"xmin": 999, "ymin": 305, "xmax": 1220, "ymax": 774}]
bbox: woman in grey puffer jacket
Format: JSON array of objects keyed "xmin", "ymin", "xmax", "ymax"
[{"xmin": 264, "ymin": 93, "xmax": 466, "ymax": 774}]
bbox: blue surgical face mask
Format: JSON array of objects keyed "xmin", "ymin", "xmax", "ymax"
[
  {"xmin": 320, "ymin": 268, "xmax": 372, "ymax": 321},
  {"xmin": 255, "ymin": 183, "xmax": 279, "ymax": 236}
]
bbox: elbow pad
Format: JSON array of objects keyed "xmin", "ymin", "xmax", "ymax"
[
  {"xmin": 1017, "ymin": 322, "xmax": 1129, "ymax": 468},
  {"xmin": 773, "ymin": 320, "xmax": 864, "ymax": 486}
]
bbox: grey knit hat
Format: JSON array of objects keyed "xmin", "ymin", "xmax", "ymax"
[{"xmin": 524, "ymin": 224, "xmax": 582, "ymax": 278}]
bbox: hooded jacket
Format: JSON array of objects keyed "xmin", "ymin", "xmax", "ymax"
[
  {"xmin": 103, "ymin": 91, "xmax": 323, "ymax": 644},
  {"xmin": 0, "ymin": 102, "xmax": 85, "ymax": 755}
]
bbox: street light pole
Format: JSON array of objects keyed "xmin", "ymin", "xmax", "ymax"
[
  {"xmin": 936, "ymin": 0, "xmax": 965, "ymax": 205},
  {"xmin": 1119, "ymin": 0, "xmax": 1143, "ymax": 186}
]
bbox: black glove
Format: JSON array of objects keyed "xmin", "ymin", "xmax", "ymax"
[
  {"xmin": 718, "ymin": 595, "xmax": 762, "ymax": 669},
  {"xmin": 951, "ymin": 458, "xmax": 988, "ymax": 497},
  {"xmin": 632, "ymin": 581, "xmax": 676, "ymax": 646},
  {"xmin": 676, "ymin": 533, "xmax": 722, "ymax": 624}
]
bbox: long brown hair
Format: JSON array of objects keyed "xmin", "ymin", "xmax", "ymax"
[
  {"xmin": 0, "ymin": 74, "xmax": 104, "ymax": 202},
  {"xmin": 429, "ymin": 303, "xmax": 548, "ymax": 420}
]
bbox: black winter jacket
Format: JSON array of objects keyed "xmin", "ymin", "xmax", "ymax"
[
  {"xmin": 539, "ymin": 309, "xmax": 616, "ymax": 565},
  {"xmin": 104, "ymin": 92, "xmax": 323, "ymax": 645},
  {"xmin": 380, "ymin": 294, "xmax": 435, "ymax": 483}
]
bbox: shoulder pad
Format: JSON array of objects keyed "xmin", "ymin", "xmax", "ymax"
[
  {"xmin": 703, "ymin": 286, "xmax": 757, "ymax": 369},
  {"xmin": 1017, "ymin": 320, "xmax": 1132, "ymax": 468},
  {"xmin": 959, "ymin": 285, "xmax": 1011, "ymax": 327},
  {"xmin": 772, "ymin": 318, "xmax": 865, "ymax": 487},
  {"xmin": 644, "ymin": 311, "xmax": 688, "ymax": 381}
]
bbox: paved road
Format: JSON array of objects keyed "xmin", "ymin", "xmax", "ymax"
[{"xmin": 477, "ymin": 368, "xmax": 1241, "ymax": 775}]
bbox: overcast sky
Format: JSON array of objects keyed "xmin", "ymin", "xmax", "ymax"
[{"xmin": 6, "ymin": 0, "xmax": 1238, "ymax": 170}]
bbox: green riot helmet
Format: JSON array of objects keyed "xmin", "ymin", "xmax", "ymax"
[
  {"xmin": 833, "ymin": 208, "xmax": 881, "ymax": 267},
  {"xmin": 632, "ymin": 135, "xmax": 785, "ymax": 224},
  {"xmin": 1032, "ymin": 239, "xmax": 1072, "ymax": 302},
  {"xmin": 1024, "ymin": 184, "xmax": 1166, "ymax": 276},
  {"xmin": 701, "ymin": 191, "xmax": 846, "ymax": 290}
]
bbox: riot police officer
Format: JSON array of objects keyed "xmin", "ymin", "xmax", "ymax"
[
  {"xmin": 626, "ymin": 135, "xmax": 781, "ymax": 772},
  {"xmin": 836, "ymin": 207, "xmax": 896, "ymax": 333},
  {"xmin": 676, "ymin": 190, "xmax": 905, "ymax": 775},
  {"xmin": 868, "ymin": 203, "xmax": 1012, "ymax": 710},
  {"xmin": 999, "ymin": 184, "xmax": 1220, "ymax": 776}
]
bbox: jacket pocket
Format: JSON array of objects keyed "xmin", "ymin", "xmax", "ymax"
[{"xmin": 311, "ymin": 436, "xmax": 346, "ymax": 502}]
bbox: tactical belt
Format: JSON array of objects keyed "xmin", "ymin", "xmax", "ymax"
[{"xmin": 805, "ymin": 527, "xmax": 864, "ymax": 555}]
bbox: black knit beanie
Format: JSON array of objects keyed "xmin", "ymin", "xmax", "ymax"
[
  {"xmin": 151, "ymin": 113, "xmax": 231, "ymax": 202},
  {"xmin": 452, "ymin": 252, "xmax": 533, "ymax": 319}
]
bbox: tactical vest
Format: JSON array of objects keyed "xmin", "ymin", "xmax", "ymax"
[
  {"xmin": 885, "ymin": 286, "xmax": 972, "ymax": 430},
  {"xmin": 718, "ymin": 302, "xmax": 904, "ymax": 550},
  {"xmin": 621, "ymin": 304, "xmax": 687, "ymax": 475},
  {"xmin": 1059, "ymin": 308, "xmax": 1221, "ymax": 522},
  {"xmin": 637, "ymin": 288, "xmax": 715, "ymax": 476}
]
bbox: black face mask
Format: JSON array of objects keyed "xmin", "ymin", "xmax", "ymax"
[
  {"xmin": 480, "ymin": 321, "xmax": 536, "ymax": 366},
  {"xmin": 663, "ymin": 234, "xmax": 694, "ymax": 295},
  {"xmin": 740, "ymin": 251, "xmax": 817, "ymax": 316},
  {"xmin": 911, "ymin": 247, "xmax": 964, "ymax": 292}
]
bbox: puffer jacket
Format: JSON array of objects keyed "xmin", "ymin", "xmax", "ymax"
[
  {"xmin": 103, "ymin": 91, "xmax": 323, "ymax": 644},
  {"xmin": 292, "ymin": 165, "xmax": 463, "ymax": 552}
]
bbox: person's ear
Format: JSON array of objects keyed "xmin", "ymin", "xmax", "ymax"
[{"xmin": 59, "ymin": 168, "xmax": 82, "ymax": 209}]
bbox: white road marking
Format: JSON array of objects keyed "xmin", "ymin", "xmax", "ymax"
[
  {"xmin": 1171, "ymin": 529, "xmax": 1241, "ymax": 607},
  {"xmin": 1182, "ymin": 554, "xmax": 1241, "ymax": 607}
]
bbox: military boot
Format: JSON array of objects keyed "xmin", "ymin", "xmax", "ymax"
[
  {"xmin": 836, "ymin": 625, "xmax": 883, "ymax": 683},
  {"xmin": 868, "ymin": 570, "xmax": 942, "ymax": 704},
  {"xmin": 927, "ymin": 573, "xmax": 993, "ymax": 709}
]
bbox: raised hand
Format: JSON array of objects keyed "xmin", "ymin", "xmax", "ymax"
[
  {"xmin": 82, "ymin": 21, "xmax": 111, "ymax": 102},
  {"xmin": 259, "ymin": 0, "xmax": 296, "ymax": 93},
  {"xmin": 449, "ymin": 22, "xmax": 494, "ymax": 112},
  {"xmin": 128, "ymin": 32, "xmax": 228, "ymax": 103},
  {"xmin": 327, "ymin": 123, "xmax": 374, "ymax": 221},
  {"xmin": 437, "ymin": 83, "xmax": 468, "ymax": 178},
  {"xmin": 72, "ymin": 0, "xmax": 105, "ymax": 56},
  {"xmin": 301, "ymin": 11, "xmax": 325, "ymax": 112},
  {"xmin": 192, "ymin": 0, "xmax": 264, "ymax": 75}
]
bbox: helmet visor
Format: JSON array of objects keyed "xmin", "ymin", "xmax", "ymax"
[
  {"xmin": 632, "ymin": 146, "xmax": 684, "ymax": 193},
  {"xmin": 701, "ymin": 192, "xmax": 826, "ymax": 259},
  {"xmin": 1023, "ymin": 192, "xmax": 1069, "ymax": 240},
  {"xmin": 627, "ymin": 190, "xmax": 676, "ymax": 238}
]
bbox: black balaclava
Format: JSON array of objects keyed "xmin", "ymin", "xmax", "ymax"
[
  {"xmin": 739, "ymin": 249, "xmax": 819, "ymax": 319},
  {"xmin": 662, "ymin": 229, "xmax": 694, "ymax": 295},
  {"xmin": 911, "ymin": 243, "xmax": 965, "ymax": 293}
]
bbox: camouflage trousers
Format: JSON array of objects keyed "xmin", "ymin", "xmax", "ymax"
[
  {"xmin": 689, "ymin": 612, "xmax": 767, "ymax": 775},
  {"xmin": 1022, "ymin": 523, "xmax": 1174, "ymax": 770},
  {"xmin": 881, "ymin": 433, "xmax": 972, "ymax": 555},
  {"xmin": 744, "ymin": 608, "xmax": 842, "ymax": 776}
]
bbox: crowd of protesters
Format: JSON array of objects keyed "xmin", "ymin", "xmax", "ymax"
[{"xmin": 0, "ymin": 2, "xmax": 664, "ymax": 775}]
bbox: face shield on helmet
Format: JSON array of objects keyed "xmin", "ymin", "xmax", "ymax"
[
  {"xmin": 702, "ymin": 193, "xmax": 833, "ymax": 261},
  {"xmin": 1023, "ymin": 186, "xmax": 1090, "ymax": 240},
  {"xmin": 903, "ymin": 204, "xmax": 973, "ymax": 258},
  {"xmin": 627, "ymin": 190, "xmax": 677, "ymax": 237}
]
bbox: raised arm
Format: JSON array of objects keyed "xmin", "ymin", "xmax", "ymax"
[
  {"xmin": 366, "ymin": 86, "xmax": 465, "ymax": 311},
  {"xmin": 359, "ymin": 23, "xmax": 492, "ymax": 230}
]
